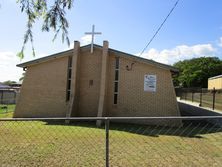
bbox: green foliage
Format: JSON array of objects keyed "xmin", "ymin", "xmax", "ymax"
[
  {"xmin": 173, "ymin": 57, "xmax": 222, "ymax": 88},
  {"xmin": 17, "ymin": 0, "xmax": 73, "ymax": 59},
  {"xmin": 0, "ymin": 104, "xmax": 15, "ymax": 117},
  {"xmin": 19, "ymin": 72, "xmax": 26, "ymax": 82},
  {"xmin": 3, "ymin": 80, "xmax": 17, "ymax": 85}
]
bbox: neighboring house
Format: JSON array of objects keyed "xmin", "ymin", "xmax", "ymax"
[
  {"xmin": 0, "ymin": 83, "xmax": 16, "ymax": 104},
  {"xmin": 0, "ymin": 83, "xmax": 10, "ymax": 89},
  {"xmin": 208, "ymin": 75, "xmax": 222, "ymax": 89},
  {"xmin": 9, "ymin": 81, "xmax": 22, "ymax": 91},
  {"xmin": 14, "ymin": 41, "xmax": 181, "ymax": 125}
]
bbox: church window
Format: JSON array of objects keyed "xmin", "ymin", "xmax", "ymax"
[
  {"xmin": 114, "ymin": 82, "xmax": 118, "ymax": 93},
  {"xmin": 115, "ymin": 57, "xmax": 119, "ymax": 69},
  {"xmin": 114, "ymin": 57, "xmax": 119, "ymax": 104},
  {"xmin": 114, "ymin": 94, "xmax": 118, "ymax": 105},
  {"xmin": 89, "ymin": 80, "xmax": 94, "ymax": 86},
  {"xmin": 66, "ymin": 56, "xmax": 72, "ymax": 101},
  {"xmin": 115, "ymin": 70, "xmax": 119, "ymax": 81}
]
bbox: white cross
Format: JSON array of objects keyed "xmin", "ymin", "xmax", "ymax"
[{"xmin": 85, "ymin": 25, "xmax": 102, "ymax": 53}]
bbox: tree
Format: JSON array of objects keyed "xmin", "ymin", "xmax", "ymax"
[
  {"xmin": 17, "ymin": 0, "xmax": 73, "ymax": 59},
  {"xmin": 173, "ymin": 57, "xmax": 222, "ymax": 88},
  {"xmin": 3, "ymin": 80, "xmax": 17, "ymax": 85},
  {"xmin": 19, "ymin": 72, "xmax": 26, "ymax": 82}
]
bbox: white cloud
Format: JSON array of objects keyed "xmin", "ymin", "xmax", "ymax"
[
  {"xmin": 0, "ymin": 52, "xmax": 16, "ymax": 65},
  {"xmin": 80, "ymin": 35, "xmax": 91, "ymax": 46},
  {"xmin": 138, "ymin": 44, "xmax": 216, "ymax": 65},
  {"xmin": 68, "ymin": 42, "xmax": 74, "ymax": 49},
  {"xmin": 0, "ymin": 51, "xmax": 49, "ymax": 82},
  {"xmin": 38, "ymin": 53, "xmax": 48, "ymax": 58},
  {"xmin": 61, "ymin": 42, "xmax": 73, "ymax": 51},
  {"xmin": 218, "ymin": 37, "xmax": 222, "ymax": 47},
  {"xmin": 0, "ymin": 52, "xmax": 23, "ymax": 82},
  {"xmin": 63, "ymin": 35, "xmax": 92, "ymax": 50}
]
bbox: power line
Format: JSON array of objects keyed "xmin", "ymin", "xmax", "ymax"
[{"xmin": 138, "ymin": 0, "xmax": 181, "ymax": 57}]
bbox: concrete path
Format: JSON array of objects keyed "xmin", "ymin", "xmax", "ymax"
[
  {"xmin": 177, "ymin": 98, "xmax": 222, "ymax": 114},
  {"xmin": 177, "ymin": 98, "xmax": 222, "ymax": 127}
]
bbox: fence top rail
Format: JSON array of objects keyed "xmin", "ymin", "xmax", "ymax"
[{"xmin": 1, "ymin": 116, "xmax": 222, "ymax": 121}]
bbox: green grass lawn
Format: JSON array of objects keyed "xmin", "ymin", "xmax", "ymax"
[
  {"xmin": 0, "ymin": 104, "xmax": 15, "ymax": 118},
  {"xmin": 0, "ymin": 120, "xmax": 222, "ymax": 166}
]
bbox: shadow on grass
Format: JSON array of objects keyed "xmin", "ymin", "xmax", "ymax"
[{"xmin": 44, "ymin": 119, "xmax": 222, "ymax": 138}]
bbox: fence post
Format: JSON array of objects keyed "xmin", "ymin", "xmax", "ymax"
[
  {"xmin": 14, "ymin": 91, "xmax": 16, "ymax": 104},
  {"xmin": 192, "ymin": 90, "xmax": 194, "ymax": 102},
  {"xmin": 199, "ymin": 88, "xmax": 202, "ymax": 107},
  {"xmin": 212, "ymin": 87, "xmax": 216, "ymax": 110},
  {"xmin": 0, "ymin": 90, "xmax": 3, "ymax": 104},
  {"xmin": 180, "ymin": 88, "xmax": 183, "ymax": 100},
  {"xmin": 105, "ymin": 119, "xmax": 110, "ymax": 167}
]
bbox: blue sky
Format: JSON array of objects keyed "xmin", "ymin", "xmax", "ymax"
[{"xmin": 0, "ymin": 0, "xmax": 222, "ymax": 82}]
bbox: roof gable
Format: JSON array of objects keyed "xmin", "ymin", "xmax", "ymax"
[{"xmin": 17, "ymin": 44, "xmax": 178, "ymax": 72}]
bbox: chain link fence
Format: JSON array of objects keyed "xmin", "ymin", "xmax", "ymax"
[
  {"xmin": 0, "ymin": 89, "xmax": 17, "ymax": 118},
  {"xmin": 0, "ymin": 117, "xmax": 222, "ymax": 167},
  {"xmin": 0, "ymin": 89, "xmax": 17, "ymax": 104}
]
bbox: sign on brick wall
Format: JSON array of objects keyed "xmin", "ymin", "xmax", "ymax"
[{"xmin": 144, "ymin": 75, "xmax": 156, "ymax": 92}]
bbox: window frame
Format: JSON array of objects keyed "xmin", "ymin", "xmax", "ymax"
[
  {"xmin": 113, "ymin": 57, "xmax": 120, "ymax": 105},
  {"xmin": 66, "ymin": 56, "xmax": 72, "ymax": 101}
]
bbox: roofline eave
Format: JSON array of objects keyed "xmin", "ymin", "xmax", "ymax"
[{"xmin": 16, "ymin": 43, "xmax": 178, "ymax": 73}]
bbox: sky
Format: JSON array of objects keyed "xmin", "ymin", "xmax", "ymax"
[{"xmin": 0, "ymin": 0, "xmax": 222, "ymax": 82}]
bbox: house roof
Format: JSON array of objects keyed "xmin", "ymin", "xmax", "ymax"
[
  {"xmin": 0, "ymin": 82, "xmax": 11, "ymax": 89},
  {"xmin": 17, "ymin": 44, "xmax": 179, "ymax": 73},
  {"xmin": 208, "ymin": 75, "xmax": 222, "ymax": 80}
]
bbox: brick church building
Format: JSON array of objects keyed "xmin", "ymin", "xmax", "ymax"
[{"xmin": 14, "ymin": 41, "xmax": 180, "ymax": 124}]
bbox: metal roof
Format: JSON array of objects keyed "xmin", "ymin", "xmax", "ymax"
[
  {"xmin": 208, "ymin": 75, "xmax": 222, "ymax": 80},
  {"xmin": 17, "ymin": 44, "xmax": 178, "ymax": 73},
  {"xmin": 17, "ymin": 49, "xmax": 73, "ymax": 68},
  {"xmin": 0, "ymin": 83, "xmax": 11, "ymax": 89}
]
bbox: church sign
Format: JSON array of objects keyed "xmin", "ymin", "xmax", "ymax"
[{"xmin": 144, "ymin": 74, "xmax": 157, "ymax": 92}]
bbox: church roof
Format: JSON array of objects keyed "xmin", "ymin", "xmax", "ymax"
[{"xmin": 17, "ymin": 44, "xmax": 178, "ymax": 73}]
